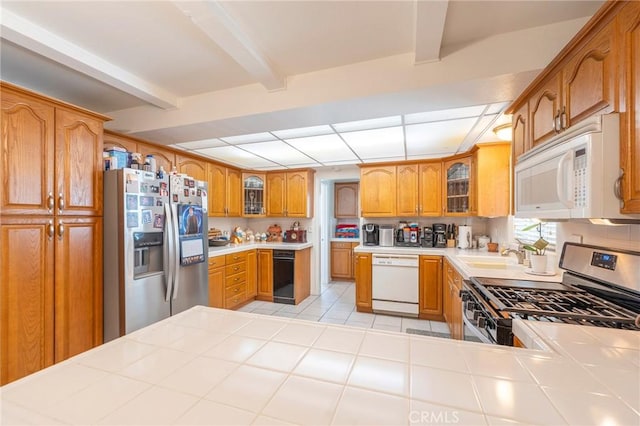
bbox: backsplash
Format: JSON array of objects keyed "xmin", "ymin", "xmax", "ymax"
[
  {"xmin": 207, "ymin": 216, "xmax": 312, "ymax": 238},
  {"xmin": 488, "ymin": 216, "xmax": 640, "ymax": 252}
]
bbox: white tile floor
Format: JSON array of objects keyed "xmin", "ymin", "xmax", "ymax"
[{"xmin": 237, "ymin": 281, "xmax": 451, "ymax": 337}]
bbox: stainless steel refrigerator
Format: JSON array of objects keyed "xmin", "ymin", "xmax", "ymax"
[{"xmin": 103, "ymin": 168, "xmax": 209, "ymax": 342}]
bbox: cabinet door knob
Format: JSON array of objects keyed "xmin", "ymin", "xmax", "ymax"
[
  {"xmin": 57, "ymin": 221, "xmax": 64, "ymax": 238},
  {"xmin": 560, "ymin": 106, "xmax": 567, "ymax": 129},
  {"xmin": 58, "ymin": 193, "xmax": 65, "ymax": 213},
  {"xmin": 47, "ymin": 220, "xmax": 54, "ymax": 239}
]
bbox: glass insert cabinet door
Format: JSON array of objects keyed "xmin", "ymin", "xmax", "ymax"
[
  {"xmin": 445, "ymin": 159, "xmax": 470, "ymax": 214},
  {"xmin": 243, "ymin": 174, "xmax": 265, "ymax": 216}
]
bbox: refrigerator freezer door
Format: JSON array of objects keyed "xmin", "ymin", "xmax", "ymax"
[{"xmin": 168, "ymin": 176, "xmax": 209, "ymax": 315}]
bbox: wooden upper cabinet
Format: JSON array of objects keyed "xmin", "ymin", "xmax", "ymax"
[
  {"xmin": 54, "ymin": 217, "xmax": 103, "ymax": 362},
  {"xmin": 1, "ymin": 218, "xmax": 55, "ymax": 385},
  {"xmin": 0, "ymin": 90, "xmax": 55, "ymax": 216},
  {"xmin": 243, "ymin": 173, "xmax": 266, "ymax": 217},
  {"xmin": 443, "ymin": 156, "xmax": 472, "ymax": 216},
  {"xmin": 619, "ymin": 1, "xmax": 640, "ymax": 213},
  {"xmin": 419, "ymin": 162, "xmax": 442, "ymax": 216},
  {"xmin": 266, "ymin": 170, "xmax": 313, "ymax": 217},
  {"xmin": 177, "ymin": 154, "xmax": 206, "ymax": 181},
  {"xmin": 227, "ymin": 168, "xmax": 242, "ymax": 217},
  {"xmin": 396, "ymin": 164, "xmax": 419, "ymax": 216},
  {"xmin": 530, "ymin": 74, "xmax": 562, "ymax": 148},
  {"xmin": 55, "ymin": 107, "xmax": 104, "ymax": 216},
  {"xmin": 266, "ymin": 172, "xmax": 286, "ymax": 216},
  {"xmin": 360, "ymin": 165, "xmax": 396, "ymax": 217},
  {"xmin": 334, "ymin": 182, "xmax": 358, "ymax": 218},
  {"xmin": 138, "ymin": 142, "xmax": 176, "ymax": 174},
  {"xmin": 103, "ymin": 131, "xmax": 137, "ymax": 153},
  {"xmin": 475, "ymin": 143, "xmax": 511, "ymax": 217},
  {"xmin": 208, "ymin": 163, "xmax": 227, "ymax": 216},
  {"xmin": 286, "ymin": 170, "xmax": 313, "ymax": 217},
  {"xmin": 512, "ymin": 103, "xmax": 530, "ymax": 162},
  {"xmin": 563, "ymin": 21, "xmax": 616, "ymax": 127}
]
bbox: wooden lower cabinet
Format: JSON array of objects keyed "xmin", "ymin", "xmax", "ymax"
[
  {"xmin": 442, "ymin": 258, "xmax": 463, "ymax": 340},
  {"xmin": 1, "ymin": 218, "xmax": 54, "ymax": 385},
  {"xmin": 257, "ymin": 249, "xmax": 274, "ymax": 302},
  {"xmin": 294, "ymin": 248, "xmax": 311, "ymax": 304},
  {"xmin": 246, "ymin": 250, "xmax": 257, "ymax": 298},
  {"xmin": 418, "ymin": 256, "xmax": 443, "ymax": 320},
  {"xmin": 330, "ymin": 241, "xmax": 357, "ymax": 281},
  {"xmin": 1, "ymin": 216, "xmax": 103, "ymax": 385},
  {"xmin": 208, "ymin": 255, "xmax": 225, "ymax": 308},
  {"xmin": 354, "ymin": 252, "xmax": 372, "ymax": 312}
]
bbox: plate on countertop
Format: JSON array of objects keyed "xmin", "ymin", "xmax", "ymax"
[{"xmin": 525, "ymin": 268, "xmax": 556, "ymax": 276}]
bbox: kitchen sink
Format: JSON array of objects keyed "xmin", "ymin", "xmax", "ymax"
[{"xmin": 456, "ymin": 255, "xmax": 519, "ymax": 270}]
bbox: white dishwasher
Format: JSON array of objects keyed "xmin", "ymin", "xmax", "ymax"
[{"xmin": 371, "ymin": 254, "xmax": 419, "ymax": 316}]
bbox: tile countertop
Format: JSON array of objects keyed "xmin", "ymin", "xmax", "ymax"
[
  {"xmin": 208, "ymin": 241, "xmax": 313, "ymax": 257},
  {"xmin": 354, "ymin": 245, "xmax": 564, "ymax": 283},
  {"xmin": 2, "ymin": 306, "xmax": 638, "ymax": 425}
]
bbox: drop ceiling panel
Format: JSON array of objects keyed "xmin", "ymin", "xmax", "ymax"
[
  {"xmin": 175, "ymin": 139, "xmax": 227, "ymax": 150},
  {"xmin": 221, "ymin": 132, "xmax": 278, "ymax": 144},
  {"xmin": 196, "ymin": 146, "xmax": 279, "ymax": 168},
  {"xmin": 404, "ymin": 105, "xmax": 486, "ymax": 124},
  {"xmin": 333, "ymin": 116, "xmax": 402, "ymax": 133},
  {"xmin": 285, "ymin": 134, "xmax": 358, "ymax": 163},
  {"xmin": 405, "ymin": 118, "xmax": 477, "ymax": 155},
  {"xmin": 340, "ymin": 127, "xmax": 405, "ymax": 159},
  {"xmin": 272, "ymin": 125, "xmax": 334, "ymax": 139},
  {"xmin": 239, "ymin": 141, "xmax": 314, "ymax": 165}
]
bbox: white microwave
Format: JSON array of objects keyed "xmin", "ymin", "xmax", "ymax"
[{"xmin": 515, "ymin": 113, "xmax": 638, "ymax": 220}]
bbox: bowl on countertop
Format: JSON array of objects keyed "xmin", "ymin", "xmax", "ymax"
[{"xmin": 208, "ymin": 239, "xmax": 230, "ymax": 247}]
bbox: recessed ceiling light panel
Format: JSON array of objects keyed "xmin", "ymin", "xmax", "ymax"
[
  {"xmin": 404, "ymin": 105, "xmax": 486, "ymax": 124},
  {"xmin": 286, "ymin": 134, "xmax": 358, "ymax": 162},
  {"xmin": 340, "ymin": 126, "xmax": 405, "ymax": 159},
  {"xmin": 241, "ymin": 141, "xmax": 315, "ymax": 165},
  {"xmin": 272, "ymin": 125, "xmax": 334, "ymax": 139}
]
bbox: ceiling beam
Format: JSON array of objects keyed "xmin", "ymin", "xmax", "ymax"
[
  {"xmin": 414, "ymin": 0, "xmax": 450, "ymax": 64},
  {"xmin": 173, "ymin": 0, "xmax": 286, "ymax": 91},
  {"xmin": 0, "ymin": 9, "xmax": 179, "ymax": 109}
]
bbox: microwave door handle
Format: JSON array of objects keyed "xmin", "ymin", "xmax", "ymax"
[{"xmin": 556, "ymin": 151, "xmax": 574, "ymax": 208}]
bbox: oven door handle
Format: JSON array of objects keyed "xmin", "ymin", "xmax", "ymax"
[{"xmin": 461, "ymin": 305, "xmax": 494, "ymax": 345}]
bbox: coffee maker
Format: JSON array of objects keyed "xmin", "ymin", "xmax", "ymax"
[
  {"xmin": 362, "ymin": 223, "xmax": 379, "ymax": 246},
  {"xmin": 421, "ymin": 227, "xmax": 434, "ymax": 248},
  {"xmin": 433, "ymin": 223, "xmax": 447, "ymax": 248}
]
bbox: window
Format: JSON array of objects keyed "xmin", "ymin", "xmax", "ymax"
[{"xmin": 513, "ymin": 218, "xmax": 557, "ymax": 252}]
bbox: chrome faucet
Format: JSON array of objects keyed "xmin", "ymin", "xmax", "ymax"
[{"xmin": 501, "ymin": 248, "xmax": 526, "ymax": 264}]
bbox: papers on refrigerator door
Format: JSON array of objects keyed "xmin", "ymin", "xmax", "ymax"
[{"xmin": 180, "ymin": 237, "xmax": 204, "ymax": 265}]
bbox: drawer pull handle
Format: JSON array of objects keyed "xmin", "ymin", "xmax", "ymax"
[
  {"xmin": 234, "ymin": 288, "xmax": 239, "ymax": 292},
  {"xmin": 234, "ymin": 267, "xmax": 239, "ymax": 271}
]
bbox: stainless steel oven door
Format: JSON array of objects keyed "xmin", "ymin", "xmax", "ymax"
[{"xmin": 461, "ymin": 304, "xmax": 494, "ymax": 344}]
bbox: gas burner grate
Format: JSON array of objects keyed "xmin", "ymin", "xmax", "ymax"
[{"xmin": 484, "ymin": 285, "xmax": 638, "ymax": 324}]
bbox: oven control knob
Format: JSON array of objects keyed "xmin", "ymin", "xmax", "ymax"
[
  {"xmin": 466, "ymin": 301, "xmax": 474, "ymax": 311},
  {"xmin": 461, "ymin": 292, "xmax": 470, "ymax": 302},
  {"xmin": 477, "ymin": 317, "xmax": 486, "ymax": 329},
  {"xmin": 473, "ymin": 310, "xmax": 481, "ymax": 321}
]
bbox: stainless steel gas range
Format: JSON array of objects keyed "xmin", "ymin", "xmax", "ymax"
[{"xmin": 462, "ymin": 243, "xmax": 640, "ymax": 346}]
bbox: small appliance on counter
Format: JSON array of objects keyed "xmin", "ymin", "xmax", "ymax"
[
  {"xmin": 433, "ymin": 223, "xmax": 447, "ymax": 248},
  {"xmin": 395, "ymin": 223, "xmax": 421, "ymax": 247},
  {"xmin": 379, "ymin": 225, "xmax": 394, "ymax": 247},
  {"xmin": 421, "ymin": 227, "xmax": 434, "ymax": 248},
  {"xmin": 362, "ymin": 223, "xmax": 379, "ymax": 246},
  {"xmin": 457, "ymin": 225, "xmax": 472, "ymax": 249}
]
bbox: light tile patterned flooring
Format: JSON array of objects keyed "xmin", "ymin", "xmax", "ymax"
[{"xmin": 237, "ymin": 281, "xmax": 452, "ymax": 336}]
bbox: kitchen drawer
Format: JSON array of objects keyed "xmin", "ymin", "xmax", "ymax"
[
  {"xmin": 225, "ymin": 289, "xmax": 247, "ymax": 309},
  {"xmin": 226, "ymin": 251, "xmax": 248, "ymax": 264},
  {"xmin": 225, "ymin": 271, "xmax": 247, "ymax": 288},
  {"xmin": 331, "ymin": 242, "xmax": 353, "ymax": 249},
  {"xmin": 225, "ymin": 281, "xmax": 246, "ymax": 298},
  {"xmin": 208, "ymin": 256, "xmax": 226, "ymax": 269},
  {"xmin": 225, "ymin": 261, "xmax": 247, "ymax": 276}
]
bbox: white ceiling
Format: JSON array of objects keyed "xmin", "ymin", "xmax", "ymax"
[{"xmin": 0, "ymin": 0, "xmax": 604, "ymax": 170}]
